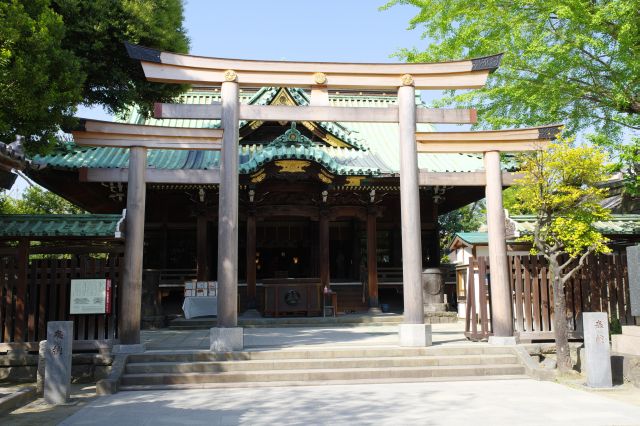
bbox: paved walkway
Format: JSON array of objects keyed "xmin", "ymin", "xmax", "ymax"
[
  {"xmin": 57, "ymin": 379, "xmax": 640, "ymax": 426},
  {"xmin": 141, "ymin": 322, "xmax": 469, "ymax": 351}
]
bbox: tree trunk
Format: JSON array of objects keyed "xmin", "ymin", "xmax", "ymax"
[{"xmin": 550, "ymin": 256, "xmax": 572, "ymax": 372}]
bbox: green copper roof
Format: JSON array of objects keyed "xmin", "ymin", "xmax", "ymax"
[
  {"xmin": 509, "ymin": 214, "xmax": 640, "ymax": 236},
  {"xmin": 454, "ymin": 232, "xmax": 489, "ymax": 245},
  {"xmin": 0, "ymin": 214, "xmax": 124, "ymax": 238},
  {"xmin": 35, "ymin": 87, "xmax": 492, "ymax": 176}
]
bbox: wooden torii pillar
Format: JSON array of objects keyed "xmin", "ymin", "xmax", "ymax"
[
  {"xmin": 72, "ymin": 120, "xmax": 223, "ymax": 347},
  {"xmin": 416, "ymin": 125, "xmax": 562, "ymax": 343},
  {"xmin": 125, "ymin": 42, "xmax": 502, "ymax": 347}
]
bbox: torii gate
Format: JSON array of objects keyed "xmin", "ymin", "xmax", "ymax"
[
  {"xmin": 72, "ymin": 120, "xmax": 224, "ymax": 347},
  {"xmin": 74, "ymin": 43, "xmax": 561, "ymax": 350}
]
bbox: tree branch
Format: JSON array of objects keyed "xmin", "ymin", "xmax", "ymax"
[{"xmin": 561, "ymin": 247, "xmax": 595, "ymax": 284}]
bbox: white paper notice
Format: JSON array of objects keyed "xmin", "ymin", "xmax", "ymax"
[{"xmin": 70, "ymin": 279, "xmax": 107, "ymax": 314}]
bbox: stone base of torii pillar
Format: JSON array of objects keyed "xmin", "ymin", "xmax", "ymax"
[
  {"xmin": 399, "ymin": 324, "xmax": 432, "ymax": 347},
  {"xmin": 210, "ymin": 328, "xmax": 244, "ymax": 352}
]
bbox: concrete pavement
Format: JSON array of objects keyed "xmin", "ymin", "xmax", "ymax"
[
  {"xmin": 58, "ymin": 379, "xmax": 640, "ymax": 426},
  {"xmin": 140, "ymin": 322, "xmax": 469, "ymax": 351}
]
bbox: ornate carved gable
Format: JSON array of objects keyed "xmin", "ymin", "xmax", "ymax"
[{"xmin": 240, "ymin": 88, "xmax": 356, "ymax": 149}]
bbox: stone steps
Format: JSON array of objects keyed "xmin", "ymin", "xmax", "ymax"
[
  {"xmin": 119, "ymin": 374, "xmax": 529, "ymax": 391},
  {"xmin": 119, "ymin": 345, "xmax": 526, "ymax": 389},
  {"xmin": 120, "ymin": 364, "xmax": 526, "ymax": 386},
  {"xmin": 169, "ymin": 315, "xmax": 407, "ymax": 330},
  {"xmin": 125, "ymin": 354, "xmax": 520, "ymax": 374},
  {"xmin": 127, "ymin": 345, "xmax": 512, "ymax": 363}
]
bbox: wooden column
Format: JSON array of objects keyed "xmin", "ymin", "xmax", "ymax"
[
  {"xmin": 217, "ymin": 80, "xmax": 240, "ymax": 328},
  {"xmin": 484, "ymin": 150, "xmax": 513, "ymax": 337},
  {"xmin": 319, "ymin": 209, "xmax": 330, "ymax": 289},
  {"xmin": 367, "ymin": 209, "xmax": 379, "ymax": 310},
  {"xmin": 398, "ymin": 84, "xmax": 424, "ymax": 325},
  {"xmin": 196, "ymin": 216, "xmax": 208, "ymax": 280},
  {"xmin": 246, "ymin": 211, "xmax": 257, "ymax": 309},
  {"xmin": 119, "ymin": 146, "xmax": 147, "ymax": 345},
  {"xmin": 14, "ymin": 238, "xmax": 29, "ymax": 342}
]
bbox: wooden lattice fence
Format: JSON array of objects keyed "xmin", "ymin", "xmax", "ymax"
[
  {"xmin": 465, "ymin": 252, "xmax": 632, "ymax": 341},
  {"xmin": 0, "ymin": 254, "xmax": 122, "ymax": 349}
]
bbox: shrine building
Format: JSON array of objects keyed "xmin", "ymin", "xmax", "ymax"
[
  {"xmin": 0, "ymin": 43, "xmax": 568, "ymax": 352},
  {"xmin": 28, "ymin": 86, "xmax": 496, "ymax": 320}
]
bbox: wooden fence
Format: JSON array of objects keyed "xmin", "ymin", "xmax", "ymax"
[
  {"xmin": 465, "ymin": 252, "xmax": 632, "ymax": 341},
  {"xmin": 0, "ymin": 254, "xmax": 122, "ymax": 349}
]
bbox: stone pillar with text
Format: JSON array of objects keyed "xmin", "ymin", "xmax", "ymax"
[{"xmin": 397, "ymin": 79, "xmax": 431, "ymax": 346}]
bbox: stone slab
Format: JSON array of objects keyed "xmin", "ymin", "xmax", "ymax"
[
  {"xmin": 0, "ymin": 386, "xmax": 36, "ymax": 416},
  {"xmin": 44, "ymin": 321, "xmax": 73, "ymax": 405},
  {"xmin": 583, "ymin": 312, "xmax": 613, "ymax": 388},
  {"xmin": 398, "ymin": 323, "xmax": 432, "ymax": 347},
  {"xmin": 627, "ymin": 245, "xmax": 640, "ymax": 317},
  {"xmin": 210, "ymin": 327, "xmax": 243, "ymax": 352},
  {"xmin": 612, "ymin": 333, "xmax": 640, "ymax": 356},
  {"xmin": 424, "ymin": 303, "xmax": 448, "ymax": 313},
  {"xmin": 36, "ymin": 340, "xmax": 46, "ymax": 395},
  {"xmin": 622, "ymin": 326, "xmax": 640, "ymax": 337},
  {"xmin": 112, "ymin": 344, "xmax": 145, "ymax": 354},
  {"xmin": 488, "ymin": 336, "xmax": 518, "ymax": 346}
]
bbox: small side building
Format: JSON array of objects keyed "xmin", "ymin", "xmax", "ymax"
[{"xmin": 449, "ymin": 213, "xmax": 640, "ymax": 318}]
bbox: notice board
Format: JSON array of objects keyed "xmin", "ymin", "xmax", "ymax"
[{"xmin": 69, "ymin": 278, "xmax": 112, "ymax": 314}]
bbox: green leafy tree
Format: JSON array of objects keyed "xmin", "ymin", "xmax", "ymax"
[
  {"xmin": 512, "ymin": 138, "xmax": 611, "ymax": 372},
  {"xmin": 613, "ymin": 138, "xmax": 640, "ymax": 196},
  {"xmin": 0, "ymin": 0, "xmax": 189, "ymax": 154},
  {"xmin": 438, "ymin": 201, "xmax": 485, "ymax": 262},
  {"xmin": 383, "ymin": 0, "xmax": 639, "ymax": 192},
  {"xmin": 0, "ymin": 186, "xmax": 84, "ymax": 214}
]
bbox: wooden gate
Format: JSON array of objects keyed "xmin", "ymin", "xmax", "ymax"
[{"xmin": 465, "ymin": 253, "xmax": 632, "ymax": 341}]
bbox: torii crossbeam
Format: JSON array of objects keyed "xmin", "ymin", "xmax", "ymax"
[{"xmin": 125, "ymin": 42, "xmax": 502, "ymax": 90}]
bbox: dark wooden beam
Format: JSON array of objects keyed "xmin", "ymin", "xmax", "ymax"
[{"xmin": 367, "ymin": 209, "xmax": 379, "ymax": 310}]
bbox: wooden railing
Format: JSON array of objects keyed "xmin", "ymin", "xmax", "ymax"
[
  {"xmin": 0, "ymin": 255, "xmax": 122, "ymax": 347},
  {"xmin": 156, "ymin": 269, "xmax": 197, "ymax": 288},
  {"xmin": 377, "ymin": 267, "xmax": 403, "ymax": 285},
  {"xmin": 465, "ymin": 253, "xmax": 632, "ymax": 341},
  {"xmin": 464, "ymin": 257, "xmax": 492, "ymax": 340}
]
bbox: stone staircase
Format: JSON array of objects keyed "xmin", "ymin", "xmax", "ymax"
[
  {"xmin": 119, "ymin": 345, "xmax": 527, "ymax": 390},
  {"xmin": 168, "ymin": 315, "xmax": 405, "ymax": 330}
]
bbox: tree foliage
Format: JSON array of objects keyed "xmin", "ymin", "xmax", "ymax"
[
  {"xmin": 383, "ymin": 0, "xmax": 639, "ymax": 191},
  {"xmin": 511, "ymin": 138, "xmax": 611, "ymax": 371},
  {"xmin": 438, "ymin": 202, "xmax": 485, "ymax": 262},
  {"xmin": 0, "ymin": 0, "xmax": 189, "ymax": 154},
  {"xmin": 0, "ymin": 186, "xmax": 84, "ymax": 214}
]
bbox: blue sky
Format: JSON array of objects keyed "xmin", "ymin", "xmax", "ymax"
[{"xmin": 78, "ymin": 0, "xmax": 437, "ymax": 120}]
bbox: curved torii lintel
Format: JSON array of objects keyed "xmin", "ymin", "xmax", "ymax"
[
  {"xmin": 416, "ymin": 124, "xmax": 563, "ymax": 153},
  {"xmin": 125, "ymin": 42, "xmax": 503, "ymax": 90}
]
